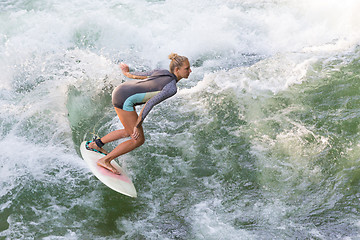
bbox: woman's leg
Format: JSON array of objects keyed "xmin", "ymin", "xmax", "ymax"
[
  {"xmin": 88, "ymin": 129, "xmax": 130, "ymax": 154},
  {"xmin": 101, "ymin": 129, "xmax": 130, "ymax": 143},
  {"xmin": 97, "ymin": 107, "xmax": 145, "ymax": 174}
]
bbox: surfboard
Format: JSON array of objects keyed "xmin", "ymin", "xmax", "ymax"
[{"xmin": 79, "ymin": 141, "xmax": 137, "ymax": 198}]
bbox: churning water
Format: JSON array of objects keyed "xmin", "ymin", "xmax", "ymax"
[{"xmin": 1, "ymin": 0, "xmax": 360, "ymax": 239}]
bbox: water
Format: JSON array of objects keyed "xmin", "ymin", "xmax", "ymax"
[{"xmin": 1, "ymin": 0, "xmax": 360, "ymax": 239}]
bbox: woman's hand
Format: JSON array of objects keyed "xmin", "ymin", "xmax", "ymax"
[
  {"xmin": 132, "ymin": 126, "xmax": 140, "ymax": 140},
  {"xmin": 119, "ymin": 62, "xmax": 147, "ymax": 80},
  {"xmin": 120, "ymin": 62, "xmax": 130, "ymax": 75}
]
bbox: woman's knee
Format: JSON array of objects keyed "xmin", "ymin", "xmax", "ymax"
[
  {"xmin": 134, "ymin": 136, "xmax": 145, "ymax": 148},
  {"xmin": 129, "ymin": 135, "xmax": 145, "ymax": 149}
]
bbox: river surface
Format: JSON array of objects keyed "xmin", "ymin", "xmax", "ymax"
[{"xmin": 1, "ymin": 0, "xmax": 360, "ymax": 239}]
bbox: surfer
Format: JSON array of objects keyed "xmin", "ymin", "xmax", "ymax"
[{"xmin": 86, "ymin": 53, "xmax": 191, "ymax": 174}]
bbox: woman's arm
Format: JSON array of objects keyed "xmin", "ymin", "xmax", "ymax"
[
  {"xmin": 135, "ymin": 80, "xmax": 177, "ymax": 128},
  {"xmin": 120, "ymin": 63, "xmax": 150, "ymax": 80},
  {"xmin": 132, "ymin": 80, "xmax": 177, "ymax": 140}
]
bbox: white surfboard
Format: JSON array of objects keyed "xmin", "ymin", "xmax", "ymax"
[{"xmin": 80, "ymin": 141, "xmax": 137, "ymax": 198}]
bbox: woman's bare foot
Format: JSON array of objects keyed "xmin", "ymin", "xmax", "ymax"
[
  {"xmin": 97, "ymin": 159, "xmax": 120, "ymax": 175},
  {"xmin": 88, "ymin": 141, "xmax": 108, "ymax": 155}
]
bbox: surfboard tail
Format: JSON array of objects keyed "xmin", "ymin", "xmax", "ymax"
[{"xmin": 80, "ymin": 141, "xmax": 137, "ymax": 198}]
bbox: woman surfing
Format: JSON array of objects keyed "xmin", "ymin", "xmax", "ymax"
[{"xmin": 86, "ymin": 53, "xmax": 191, "ymax": 174}]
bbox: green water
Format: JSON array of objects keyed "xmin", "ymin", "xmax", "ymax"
[
  {"xmin": 65, "ymin": 51, "xmax": 360, "ymax": 239},
  {"xmin": 1, "ymin": 50, "xmax": 360, "ymax": 240}
]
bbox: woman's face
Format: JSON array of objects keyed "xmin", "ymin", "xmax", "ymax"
[{"xmin": 176, "ymin": 60, "xmax": 192, "ymax": 80}]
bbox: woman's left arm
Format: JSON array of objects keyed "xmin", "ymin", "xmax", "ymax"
[{"xmin": 135, "ymin": 80, "xmax": 178, "ymax": 129}]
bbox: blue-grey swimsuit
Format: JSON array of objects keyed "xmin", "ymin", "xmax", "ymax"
[{"xmin": 112, "ymin": 69, "xmax": 178, "ymax": 124}]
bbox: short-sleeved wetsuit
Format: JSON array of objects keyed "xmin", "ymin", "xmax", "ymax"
[{"xmin": 112, "ymin": 69, "xmax": 178, "ymax": 124}]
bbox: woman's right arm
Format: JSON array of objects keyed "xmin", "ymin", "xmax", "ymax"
[{"xmin": 120, "ymin": 63, "xmax": 153, "ymax": 79}]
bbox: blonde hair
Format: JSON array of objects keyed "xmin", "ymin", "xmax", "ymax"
[{"xmin": 168, "ymin": 53, "xmax": 188, "ymax": 73}]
